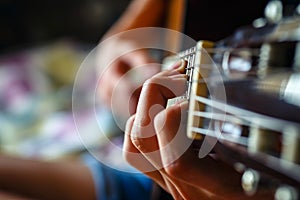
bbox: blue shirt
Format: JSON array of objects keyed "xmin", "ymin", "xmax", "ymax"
[{"xmin": 83, "ymin": 153, "xmax": 153, "ymax": 200}]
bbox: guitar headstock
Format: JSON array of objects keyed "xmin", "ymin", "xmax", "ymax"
[{"xmin": 163, "ymin": 3, "xmax": 300, "ymax": 198}]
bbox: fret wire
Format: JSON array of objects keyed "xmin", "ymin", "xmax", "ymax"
[
  {"xmin": 190, "ymin": 53, "xmax": 195, "ymax": 68},
  {"xmin": 184, "ymin": 52, "xmax": 196, "ymax": 99}
]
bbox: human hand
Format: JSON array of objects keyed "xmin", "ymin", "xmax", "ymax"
[{"xmin": 123, "ymin": 61, "xmax": 274, "ymax": 199}]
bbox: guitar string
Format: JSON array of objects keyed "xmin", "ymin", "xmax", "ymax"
[
  {"xmin": 188, "ymin": 126, "xmax": 248, "ymax": 146},
  {"xmin": 189, "ymin": 93, "xmax": 300, "ymax": 133},
  {"xmin": 176, "ymin": 46, "xmax": 299, "ymax": 147},
  {"xmin": 177, "ymin": 47, "xmax": 261, "ymax": 58},
  {"xmin": 204, "ymin": 47, "xmax": 261, "ymax": 56},
  {"xmin": 189, "ymin": 111, "xmax": 251, "ymax": 146},
  {"xmin": 180, "ymin": 49, "xmax": 249, "ymax": 147},
  {"xmin": 187, "ymin": 94, "xmax": 250, "ymax": 146},
  {"xmin": 183, "ymin": 64, "xmax": 293, "ymax": 82},
  {"xmin": 179, "ymin": 46, "xmax": 294, "ymax": 82},
  {"xmin": 177, "ymin": 45, "xmax": 300, "ymax": 177}
]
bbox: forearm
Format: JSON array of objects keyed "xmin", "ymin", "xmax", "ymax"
[
  {"xmin": 103, "ymin": 0, "xmax": 166, "ymax": 38},
  {"xmin": 0, "ymin": 155, "xmax": 96, "ymax": 200},
  {"xmin": 0, "ymin": 191, "xmax": 32, "ymax": 200}
]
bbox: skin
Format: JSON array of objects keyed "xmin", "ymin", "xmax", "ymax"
[
  {"xmin": 97, "ymin": 0, "xmax": 165, "ymax": 118},
  {"xmin": 0, "ymin": 62, "xmax": 274, "ymax": 200},
  {"xmin": 123, "ymin": 62, "xmax": 275, "ymax": 200},
  {"xmin": 0, "ymin": 155, "xmax": 96, "ymax": 200},
  {"xmin": 0, "ymin": 1, "xmax": 276, "ymax": 199},
  {"xmin": 0, "ymin": 1, "xmax": 165, "ymax": 199}
]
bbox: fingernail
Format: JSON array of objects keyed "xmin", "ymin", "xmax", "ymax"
[
  {"xmin": 172, "ymin": 59, "xmax": 187, "ymax": 74},
  {"xmin": 171, "ymin": 59, "xmax": 183, "ymax": 69},
  {"xmin": 179, "ymin": 100, "xmax": 188, "ymax": 109}
]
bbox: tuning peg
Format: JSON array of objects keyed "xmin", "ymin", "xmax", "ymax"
[
  {"xmin": 275, "ymin": 185, "xmax": 298, "ymax": 200},
  {"xmin": 296, "ymin": 4, "xmax": 300, "ymax": 15},
  {"xmin": 241, "ymin": 169, "xmax": 260, "ymax": 196},
  {"xmin": 265, "ymin": 0, "xmax": 283, "ymax": 24}
]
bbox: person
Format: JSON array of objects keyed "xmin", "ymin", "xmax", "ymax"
[
  {"xmin": 0, "ymin": 155, "xmax": 96, "ymax": 200},
  {"xmin": 0, "ymin": 0, "xmax": 282, "ymax": 199},
  {"xmin": 0, "ymin": 1, "xmax": 163, "ymax": 199},
  {"xmin": 0, "ymin": 151, "xmax": 154, "ymax": 200},
  {"xmin": 98, "ymin": 0, "xmax": 294, "ymax": 199},
  {"xmin": 96, "ymin": 0, "xmax": 165, "ymax": 119},
  {"xmin": 0, "ymin": 1, "xmax": 166, "ymax": 199}
]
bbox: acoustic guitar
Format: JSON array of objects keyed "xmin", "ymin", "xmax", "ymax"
[{"xmin": 163, "ymin": 0, "xmax": 300, "ymax": 198}]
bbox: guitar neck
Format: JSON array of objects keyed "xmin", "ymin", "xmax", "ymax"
[{"xmin": 162, "ymin": 15, "xmax": 300, "ymax": 194}]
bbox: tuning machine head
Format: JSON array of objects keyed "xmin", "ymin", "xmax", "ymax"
[
  {"xmin": 265, "ymin": 0, "xmax": 283, "ymax": 24},
  {"xmin": 241, "ymin": 169, "xmax": 260, "ymax": 196},
  {"xmin": 275, "ymin": 185, "xmax": 298, "ymax": 200}
]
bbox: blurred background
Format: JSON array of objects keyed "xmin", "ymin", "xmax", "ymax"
[
  {"xmin": 0, "ymin": 0, "xmax": 130, "ymax": 159},
  {"xmin": 0, "ymin": 0, "xmax": 131, "ymax": 52}
]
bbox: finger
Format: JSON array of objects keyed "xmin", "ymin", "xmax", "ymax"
[
  {"xmin": 167, "ymin": 59, "xmax": 187, "ymax": 76},
  {"xmin": 130, "ymin": 70, "xmax": 187, "ymax": 160},
  {"xmin": 128, "ymin": 71, "xmax": 188, "ymax": 199},
  {"xmin": 154, "ymin": 102, "xmax": 246, "ymax": 198},
  {"xmin": 125, "ymin": 115, "xmax": 188, "ymax": 199},
  {"xmin": 153, "ymin": 102, "xmax": 215, "ymax": 199},
  {"xmin": 153, "ymin": 100, "xmax": 197, "ymax": 199},
  {"xmin": 124, "ymin": 115, "xmax": 157, "ymax": 172},
  {"xmin": 123, "ymin": 115, "xmax": 169, "ymax": 192},
  {"xmin": 129, "ymin": 69, "xmax": 189, "ymax": 198},
  {"xmin": 154, "ymin": 101, "xmax": 191, "ymax": 167},
  {"xmin": 135, "ymin": 70, "xmax": 187, "ymax": 124}
]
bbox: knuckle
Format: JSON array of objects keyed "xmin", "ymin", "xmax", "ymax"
[
  {"xmin": 154, "ymin": 106, "xmax": 181, "ymax": 132},
  {"xmin": 164, "ymin": 160, "xmax": 186, "ymax": 179},
  {"xmin": 143, "ymin": 76, "xmax": 159, "ymax": 87},
  {"xmin": 131, "ymin": 136, "xmax": 146, "ymax": 152}
]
